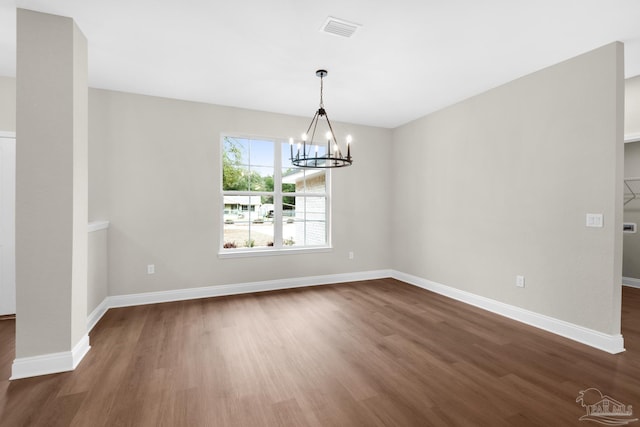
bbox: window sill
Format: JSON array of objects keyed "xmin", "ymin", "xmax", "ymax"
[{"xmin": 218, "ymin": 246, "xmax": 332, "ymax": 259}]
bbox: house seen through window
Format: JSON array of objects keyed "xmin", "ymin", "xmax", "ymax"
[{"xmin": 221, "ymin": 135, "xmax": 329, "ymax": 252}]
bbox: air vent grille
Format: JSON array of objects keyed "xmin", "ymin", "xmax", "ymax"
[{"xmin": 321, "ymin": 17, "xmax": 361, "ymax": 38}]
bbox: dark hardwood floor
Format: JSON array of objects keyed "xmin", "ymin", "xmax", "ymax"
[{"xmin": 1, "ymin": 279, "xmax": 639, "ymax": 426}]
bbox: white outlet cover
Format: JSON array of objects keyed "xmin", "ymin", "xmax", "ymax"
[{"xmin": 586, "ymin": 213, "xmax": 604, "ymax": 228}]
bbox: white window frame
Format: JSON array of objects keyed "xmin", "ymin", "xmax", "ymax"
[{"xmin": 218, "ymin": 133, "xmax": 332, "ymax": 258}]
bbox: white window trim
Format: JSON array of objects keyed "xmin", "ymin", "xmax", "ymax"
[
  {"xmin": 218, "ymin": 133, "xmax": 332, "ymax": 257},
  {"xmin": 218, "ymin": 246, "xmax": 332, "ymax": 259}
]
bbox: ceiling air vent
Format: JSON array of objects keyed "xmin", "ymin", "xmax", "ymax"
[{"xmin": 321, "ymin": 17, "xmax": 361, "ymax": 38}]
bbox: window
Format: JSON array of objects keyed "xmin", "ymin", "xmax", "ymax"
[{"xmin": 220, "ymin": 135, "xmax": 329, "ymax": 254}]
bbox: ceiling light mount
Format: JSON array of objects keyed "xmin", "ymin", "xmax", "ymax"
[{"xmin": 289, "ymin": 70, "xmax": 353, "ymax": 168}]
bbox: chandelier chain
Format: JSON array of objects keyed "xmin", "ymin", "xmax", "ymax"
[{"xmin": 319, "ymin": 75, "xmax": 324, "ymax": 108}]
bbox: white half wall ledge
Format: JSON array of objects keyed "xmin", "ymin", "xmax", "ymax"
[
  {"xmin": 623, "ymin": 277, "xmax": 640, "ymax": 288},
  {"xmin": 10, "ymin": 334, "xmax": 91, "ymax": 380},
  {"xmin": 391, "ymin": 270, "xmax": 625, "ymax": 355},
  {"xmin": 625, "ymin": 133, "xmax": 640, "ymax": 143},
  {"xmin": 87, "ymin": 220, "xmax": 109, "ymax": 232}
]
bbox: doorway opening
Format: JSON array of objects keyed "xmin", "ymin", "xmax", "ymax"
[{"xmin": 0, "ymin": 131, "xmax": 15, "ymax": 317}]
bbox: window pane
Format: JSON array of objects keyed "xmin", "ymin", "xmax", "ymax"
[
  {"xmin": 248, "ymin": 166, "xmax": 273, "ymax": 192},
  {"xmin": 305, "ymin": 197, "xmax": 326, "ymax": 221},
  {"xmin": 223, "ymin": 137, "xmax": 249, "ymax": 191},
  {"xmin": 248, "ymin": 208, "xmax": 274, "ymax": 248},
  {"xmin": 305, "ymin": 220, "xmax": 326, "ymax": 245},
  {"xmin": 222, "ymin": 195, "xmax": 249, "ymax": 249},
  {"xmin": 294, "ymin": 197, "xmax": 305, "ymax": 221},
  {"xmin": 281, "ymin": 197, "xmax": 327, "ymax": 247},
  {"xmin": 282, "ymin": 168, "xmax": 301, "ymax": 193},
  {"xmin": 250, "ymin": 139, "xmax": 274, "ymax": 167},
  {"xmin": 304, "ymin": 196, "xmax": 326, "ymax": 245},
  {"xmin": 223, "ymin": 196, "xmax": 274, "ymax": 249},
  {"xmin": 223, "ymin": 224, "xmax": 248, "ymax": 249},
  {"xmin": 224, "ymin": 137, "xmax": 249, "ymax": 164},
  {"xmin": 282, "ymin": 202, "xmax": 298, "ymax": 247},
  {"xmin": 281, "ymin": 169, "xmax": 326, "ymax": 194},
  {"xmin": 304, "ymin": 170, "xmax": 326, "ymax": 193}
]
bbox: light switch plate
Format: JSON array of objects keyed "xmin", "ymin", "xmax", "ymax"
[{"xmin": 586, "ymin": 213, "xmax": 603, "ymax": 228}]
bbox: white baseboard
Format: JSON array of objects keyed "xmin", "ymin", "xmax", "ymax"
[
  {"xmin": 11, "ymin": 334, "xmax": 91, "ymax": 380},
  {"xmin": 622, "ymin": 277, "xmax": 640, "ymax": 288},
  {"xmin": 391, "ymin": 270, "xmax": 625, "ymax": 354},
  {"xmin": 83, "ymin": 268, "xmax": 624, "ymax": 358},
  {"xmin": 86, "ymin": 270, "xmax": 393, "ymax": 330},
  {"xmin": 87, "ymin": 299, "xmax": 109, "ymax": 332}
]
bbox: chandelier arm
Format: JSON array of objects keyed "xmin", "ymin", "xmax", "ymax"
[
  {"xmin": 322, "ymin": 112, "xmax": 342, "ymax": 157},
  {"xmin": 305, "ymin": 110, "xmax": 319, "ymax": 138},
  {"xmin": 310, "ymin": 115, "xmax": 320, "ymax": 155},
  {"xmin": 303, "ymin": 111, "xmax": 320, "ymax": 158}
]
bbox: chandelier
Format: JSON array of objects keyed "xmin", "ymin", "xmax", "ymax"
[{"xmin": 290, "ymin": 69, "xmax": 353, "ymax": 168}]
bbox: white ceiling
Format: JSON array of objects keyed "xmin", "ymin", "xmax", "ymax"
[{"xmin": 1, "ymin": 0, "xmax": 639, "ymax": 128}]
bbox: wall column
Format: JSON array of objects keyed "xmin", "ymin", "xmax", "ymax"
[{"xmin": 12, "ymin": 9, "xmax": 89, "ymax": 379}]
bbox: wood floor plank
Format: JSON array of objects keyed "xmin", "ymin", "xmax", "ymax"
[{"xmin": 1, "ymin": 279, "xmax": 640, "ymax": 426}]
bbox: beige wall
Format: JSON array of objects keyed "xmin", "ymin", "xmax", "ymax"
[
  {"xmin": 391, "ymin": 43, "xmax": 624, "ymax": 335},
  {"xmin": 626, "ymin": 75, "xmax": 640, "ymax": 137},
  {"xmin": 15, "ymin": 9, "xmax": 88, "ymax": 357},
  {"xmin": 89, "ymin": 89, "xmax": 392, "ymax": 296}
]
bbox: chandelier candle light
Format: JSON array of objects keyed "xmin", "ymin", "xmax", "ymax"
[{"xmin": 290, "ymin": 69, "xmax": 353, "ymax": 168}]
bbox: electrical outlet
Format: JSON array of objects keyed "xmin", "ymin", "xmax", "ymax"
[
  {"xmin": 516, "ymin": 275, "xmax": 525, "ymax": 288},
  {"xmin": 348, "ymin": 251, "xmax": 354, "ymax": 260},
  {"xmin": 586, "ymin": 213, "xmax": 603, "ymax": 228},
  {"xmin": 147, "ymin": 264, "xmax": 155, "ymax": 274}
]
